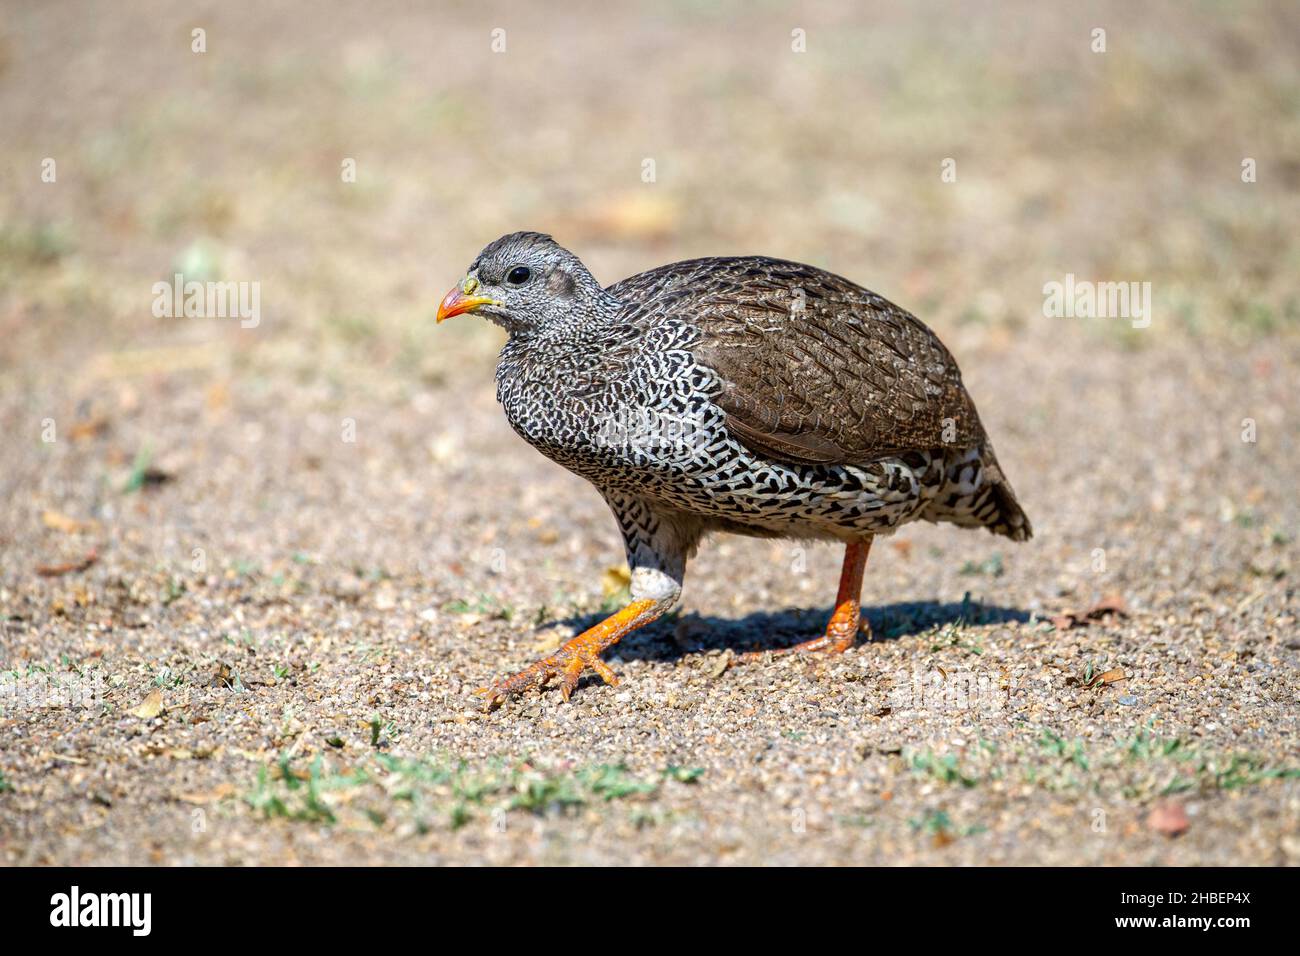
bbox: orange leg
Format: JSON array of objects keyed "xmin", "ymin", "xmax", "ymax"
[
  {"xmin": 740, "ymin": 538, "xmax": 872, "ymax": 660},
  {"xmin": 480, "ymin": 598, "xmax": 665, "ymax": 710}
]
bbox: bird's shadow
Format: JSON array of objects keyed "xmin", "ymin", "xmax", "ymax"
[{"xmin": 545, "ymin": 596, "xmax": 1033, "ymax": 664}]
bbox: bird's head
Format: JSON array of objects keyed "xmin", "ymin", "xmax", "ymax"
[{"xmin": 436, "ymin": 232, "xmax": 605, "ymax": 334}]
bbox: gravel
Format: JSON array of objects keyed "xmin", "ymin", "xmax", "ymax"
[{"xmin": 1, "ymin": 0, "xmax": 1296, "ymax": 866}]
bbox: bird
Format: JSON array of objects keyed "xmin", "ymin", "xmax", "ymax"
[{"xmin": 436, "ymin": 232, "xmax": 1031, "ymax": 710}]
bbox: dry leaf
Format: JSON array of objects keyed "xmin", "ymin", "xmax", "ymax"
[
  {"xmin": 1052, "ymin": 594, "xmax": 1130, "ymax": 630},
  {"xmin": 130, "ymin": 689, "xmax": 164, "ymax": 719},
  {"xmin": 1085, "ymin": 668, "xmax": 1127, "ymax": 689},
  {"xmin": 709, "ymin": 650, "xmax": 734, "ymax": 679},
  {"xmin": 36, "ymin": 550, "xmax": 98, "ymax": 577},
  {"xmin": 68, "ymin": 416, "xmax": 110, "ymax": 441},
  {"xmin": 601, "ymin": 564, "xmax": 632, "ymax": 598},
  {"xmin": 1089, "ymin": 594, "xmax": 1130, "ymax": 618},
  {"xmin": 531, "ymin": 628, "xmax": 568, "ymax": 654},
  {"xmin": 175, "ymin": 783, "xmax": 236, "ymax": 805},
  {"xmin": 41, "ymin": 751, "xmax": 87, "ymax": 765},
  {"xmin": 42, "ymin": 510, "xmax": 95, "ymax": 534},
  {"xmin": 1146, "ymin": 801, "xmax": 1189, "ymax": 837}
]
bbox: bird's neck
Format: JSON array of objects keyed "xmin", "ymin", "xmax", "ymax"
[{"xmin": 508, "ymin": 289, "xmax": 624, "ymax": 347}]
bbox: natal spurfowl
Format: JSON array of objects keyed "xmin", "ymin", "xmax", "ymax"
[{"xmin": 437, "ymin": 232, "xmax": 1031, "ymax": 709}]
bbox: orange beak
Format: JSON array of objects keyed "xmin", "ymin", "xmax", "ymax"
[{"xmin": 436, "ymin": 282, "xmax": 495, "ymax": 323}]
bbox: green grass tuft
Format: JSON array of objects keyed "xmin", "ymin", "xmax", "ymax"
[{"xmin": 244, "ymin": 753, "xmax": 695, "ymax": 831}]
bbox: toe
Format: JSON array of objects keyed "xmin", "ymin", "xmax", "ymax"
[
  {"xmin": 589, "ymin": 658, "xmax": 620, "ymax": 686},
  {"xmin": 480, "ymin": 648, "xmax": 620, "ymax": 709},
  {"xmin": 558, "ymin": 657, "xmax": 587, "ymax": 700}
]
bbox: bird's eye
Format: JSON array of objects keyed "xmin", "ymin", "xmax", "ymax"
[{"xmin": 506, "ymin": 266, "xmax": 532, "ymax": 285}]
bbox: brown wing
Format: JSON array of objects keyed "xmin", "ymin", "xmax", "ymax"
[{"xmin": 609, "ymin": 257, "xmax": 986, "ymax": 466}]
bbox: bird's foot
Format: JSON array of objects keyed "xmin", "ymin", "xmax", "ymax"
[
  {"xmin": 478, "ymin": 642, "xmax": 619, "ymax": 711},
  {"xmin": 478, "ymin": 598, "xmax": 660, "ymax": 711},
  {"xmin": 737, "ymin": 539, "xmax": 872, "ymax": 664},
  {"xmin": 735, "ymin": 624, "xmax": 860, "ymax": 663},
  {"xmin": 736, "ymin": 603, "xmax": 869, "ymax": 663}
]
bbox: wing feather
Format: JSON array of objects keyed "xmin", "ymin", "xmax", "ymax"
[{"xmin": 609, "ymin": 257, "xmax": 986, "ymax": 466}]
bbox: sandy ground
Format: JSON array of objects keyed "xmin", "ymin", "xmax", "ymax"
[{"xmin": 1, "ymin": 1, "xmax": 1298, "ymax": 865}]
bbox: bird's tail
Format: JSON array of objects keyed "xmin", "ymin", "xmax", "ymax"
[
  {"xmin": 922, "ymin": 445, "xmax": 1033, "ymax": 542},
  {"xmin": 983, "ymin": 474, "xmax": 1032, "ymax": 541}
]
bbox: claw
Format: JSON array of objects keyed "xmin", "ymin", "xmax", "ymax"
[
  {"xmin": 479, "ymin": 644, "xmax": 621, "ymax": 711},
  {"xmin": 737, "ymin": 632, "xmax": 847, "ymax": 662},
  {"xmin": 477, "ymin": 598, "xmax": 661, "ymax": 713}
]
